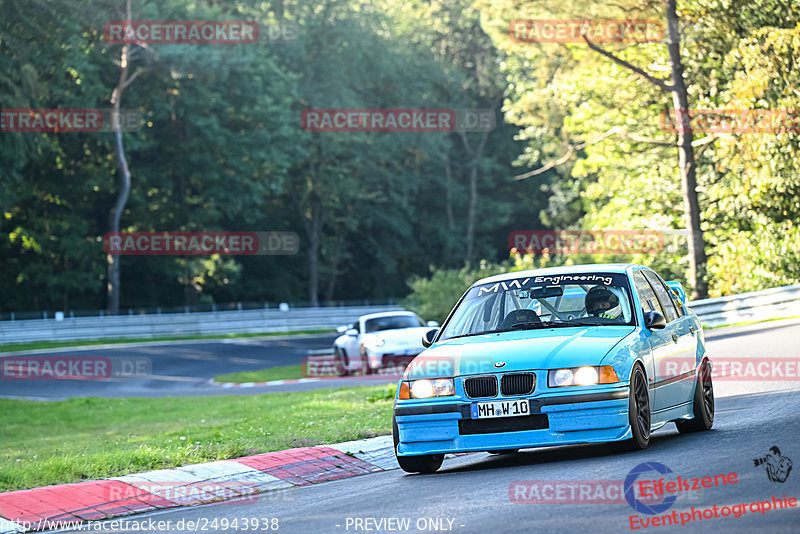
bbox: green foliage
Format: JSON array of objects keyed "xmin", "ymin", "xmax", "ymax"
[
  {"xmin": 0, "ymin": 0, "xmax": 526, "ymax": 312},
  {"xmin": 0, "ymin": 385, "xmax": 394, "ymax": 491},
  {"xmin": 2, "ymin": 0, "xmax": 799, "ymax": 313},
  {"xmin": 403, "ymin": 261, "xmax": 504, "ymax": 323}
]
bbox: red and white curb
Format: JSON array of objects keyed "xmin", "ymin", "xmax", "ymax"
[
  {"xmin": 0, "ymin": 436, "xmax": 395, "ymax": 533},
  {"xmin": 213, "ymin": 377, "xmax": 323, "ymax": 388}
]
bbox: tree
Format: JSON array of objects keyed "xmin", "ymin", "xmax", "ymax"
[
  {"xmin": 106, "ymin": 0, "xmax": 151, "ymax": 314},
  {"xmin": 580, "ymin": 0, "xmax": 707, "ymax": 298}
]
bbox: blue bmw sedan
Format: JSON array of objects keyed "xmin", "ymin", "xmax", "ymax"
[{"xmin": 393, "ymin": 264, "xmax": 714, "ymax": 473}]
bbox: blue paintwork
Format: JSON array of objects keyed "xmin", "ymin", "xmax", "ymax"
[{"xmin": 394, "ymin": 263, "xmax": 709, "ymax": 456}]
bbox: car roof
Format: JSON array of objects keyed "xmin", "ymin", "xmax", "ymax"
[
  {"xmin": 359, "ymin": 311, "xmax": 417, "ymax": 321},
  {"xmin": 472, "ymin": 263, "xmax": 647, "ymax": 287}
]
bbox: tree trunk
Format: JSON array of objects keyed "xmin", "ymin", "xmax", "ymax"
[
  {"xmin": 465, "ymin": 163, "xmax": 478, "ymax": 265},
  {"xmin": 444, "ymin": 152, "xmax": 455, "ymax": 233},
  {"xmin": 106, "ymin": 0, "xmax": 135, "ymax": 315},
  {"xmin": 459, "ymin": 130, "xmax": 489, "ymax": 266},
  {"xmin": 307, "ymin": 198, "xmax": 322, "ymax": 306},
  {"xmin": 666, "ymin": 0, "xmax": 708, "ymax": 299}
]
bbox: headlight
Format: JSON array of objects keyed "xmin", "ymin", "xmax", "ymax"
[
  {"xmin": 548, "ymin": 366, "xmax": 619, "ymax": 387},
  {"xmin": 399, "ymin": 378, "xmax": 455, "ymax": 399}
]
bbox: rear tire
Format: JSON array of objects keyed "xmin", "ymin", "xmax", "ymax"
[
  {"xmin": 612, "ymin": 364, "xmax": 650, "ymax": 451},
  {"xmin": 393, "ymin": 417, "xmax": 443, "ymax": 474},
  {"xmin": 676, "ymin": 359, "xmax": 714, "ymax": 433}
]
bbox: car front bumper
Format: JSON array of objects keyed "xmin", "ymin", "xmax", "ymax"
[{"xmin": 394, "ymin": 387, "xmax": 632, "ymax": 456}]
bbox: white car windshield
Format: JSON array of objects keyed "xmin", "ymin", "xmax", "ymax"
[
  {"xmin": 439, "ymin": 272, "xmax": 635, "ymax": 341},
  {"xmin": 364, "ymin": 315, "xmax": 423, "ymax": 333}
]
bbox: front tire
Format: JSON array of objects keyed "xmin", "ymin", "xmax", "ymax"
[
  {"xmin": 613, "ymin": 364, "xmax": 651, "ymax": 451},
  {"xmin": 334, "ymin": 348, "xmax": 349, "ymax": 376},
  {"xmin": 676, "ymin": 359, "xmax": 714, "ymax": 433},
  {"xmin": 393, "ymin": 417, "xmax": 443, "ymax": 474}
]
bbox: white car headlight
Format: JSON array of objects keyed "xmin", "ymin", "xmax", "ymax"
[
  {"xmin": 551, "ymin": 368, "xmax": 574, "ymax": 387},
  {"xmin": 574, "ymin": 366, "xmax": 599, "ymax": 386},
  {"xmin": 407, "ymin": 378, "xmax": 455, "ymax": 399},
  {"xmin": 548, "ymin": 366, "xmax": 619, "ymax": 387}
]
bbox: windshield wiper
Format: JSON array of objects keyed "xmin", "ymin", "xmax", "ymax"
[
  {"xmin": 444, "ymin": 329, "xmax": 506, "ymax": 340},
  {"xmin": 511, "ymin": 319, "xmax": 599, "ymax": 330}
]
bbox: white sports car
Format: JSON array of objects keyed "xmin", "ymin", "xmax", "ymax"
[{"xmin": 333, "ymin": 311, "xmax": 438, "ymax": 375}]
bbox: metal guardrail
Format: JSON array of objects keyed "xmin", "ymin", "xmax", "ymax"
[
  {"xmin": 0, "ymin": 284, "xmax": 797, "ymax": 345},
  {"xmin": 0, "ymin": 305, "xmax": 403, "ymax": 345},
  {"xmin": 688, "ymin": 284, "xmax": 800, "ymax": 328}
]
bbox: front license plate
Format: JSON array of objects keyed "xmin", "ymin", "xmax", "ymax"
[{"xmin": 471, "ymin": 399, "xmax": 530, "ymax": 419}]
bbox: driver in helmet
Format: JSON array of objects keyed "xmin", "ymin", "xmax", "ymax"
[{"xmin": 585, "ymin": 286, "xmax": 622, "ymax": 319}]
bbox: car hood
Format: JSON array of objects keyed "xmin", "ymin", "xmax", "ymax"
[
  {"xmin": 405, "ymin": 326, "xmax": 635, "ymax": 378},
  {"xmin": 363, "ymin": 327, "xmax": 430, "ymax": 348}
]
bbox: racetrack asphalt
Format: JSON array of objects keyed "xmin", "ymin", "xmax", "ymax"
[
  {"xmin": 39, "ymin": 317, "xmax": 800, "ymax": 533},
  {"xmin": 1, "ymin": 318, "xmax": 800, "ymax": 400}
]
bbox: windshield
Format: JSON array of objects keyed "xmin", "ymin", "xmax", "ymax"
[
  {"xmin": 364, "ymin": 315, "xmax": 422, "ymax": 333},
  {"xmin": 439, "ymin": 272, "xmax": 635, "ymax": 341}
]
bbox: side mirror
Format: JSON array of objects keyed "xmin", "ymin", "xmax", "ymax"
[
  {"xmin": 336, "ymin": 325, "xmax": 348, "ymax": 334},
  {"xmin": 345, "ymin": 328, "xmax": 359, "ymax": 337},
  {"xmin": 644, "ymin": 311, "xmax": 667, "ymax": 330},
  {"xmin": 426, "ymin": 320, "xmax": 439, "ymax": 327},
  {"xmin": 421, "ymin": 328, "xmax": 439, "ymax": 348},
  {"xmin": 665, "ymin": 281, "xmax": 687, "ymax": 305}
]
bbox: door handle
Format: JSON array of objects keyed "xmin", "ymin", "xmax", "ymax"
[
  {"xmin": 671, "ymin": 334, "xmax": 679, "ymax": 343},
  {"xmin": 689, "ymin": 327, "xmax": 696, "ymax": 336}
]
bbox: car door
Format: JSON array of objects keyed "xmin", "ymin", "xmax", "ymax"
[
  {"xmin": 632, "ymin": 270, "xmax": 675, "ymax": 412},
  {"xmin": 643, "ymin": 270, "xmax": 697, "ymax": 407}
]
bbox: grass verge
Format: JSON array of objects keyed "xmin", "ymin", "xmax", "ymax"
[
  {"xmin": 214, "ymin": 365, "xmax": 304, "ymax": 383},
  {"xmin": 0, "ymin": 329, "xmax": 334, "ymax": 354},
  {"xmin": 0, "ymin": 384, "xmax": 395, "ymax": 492}
]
